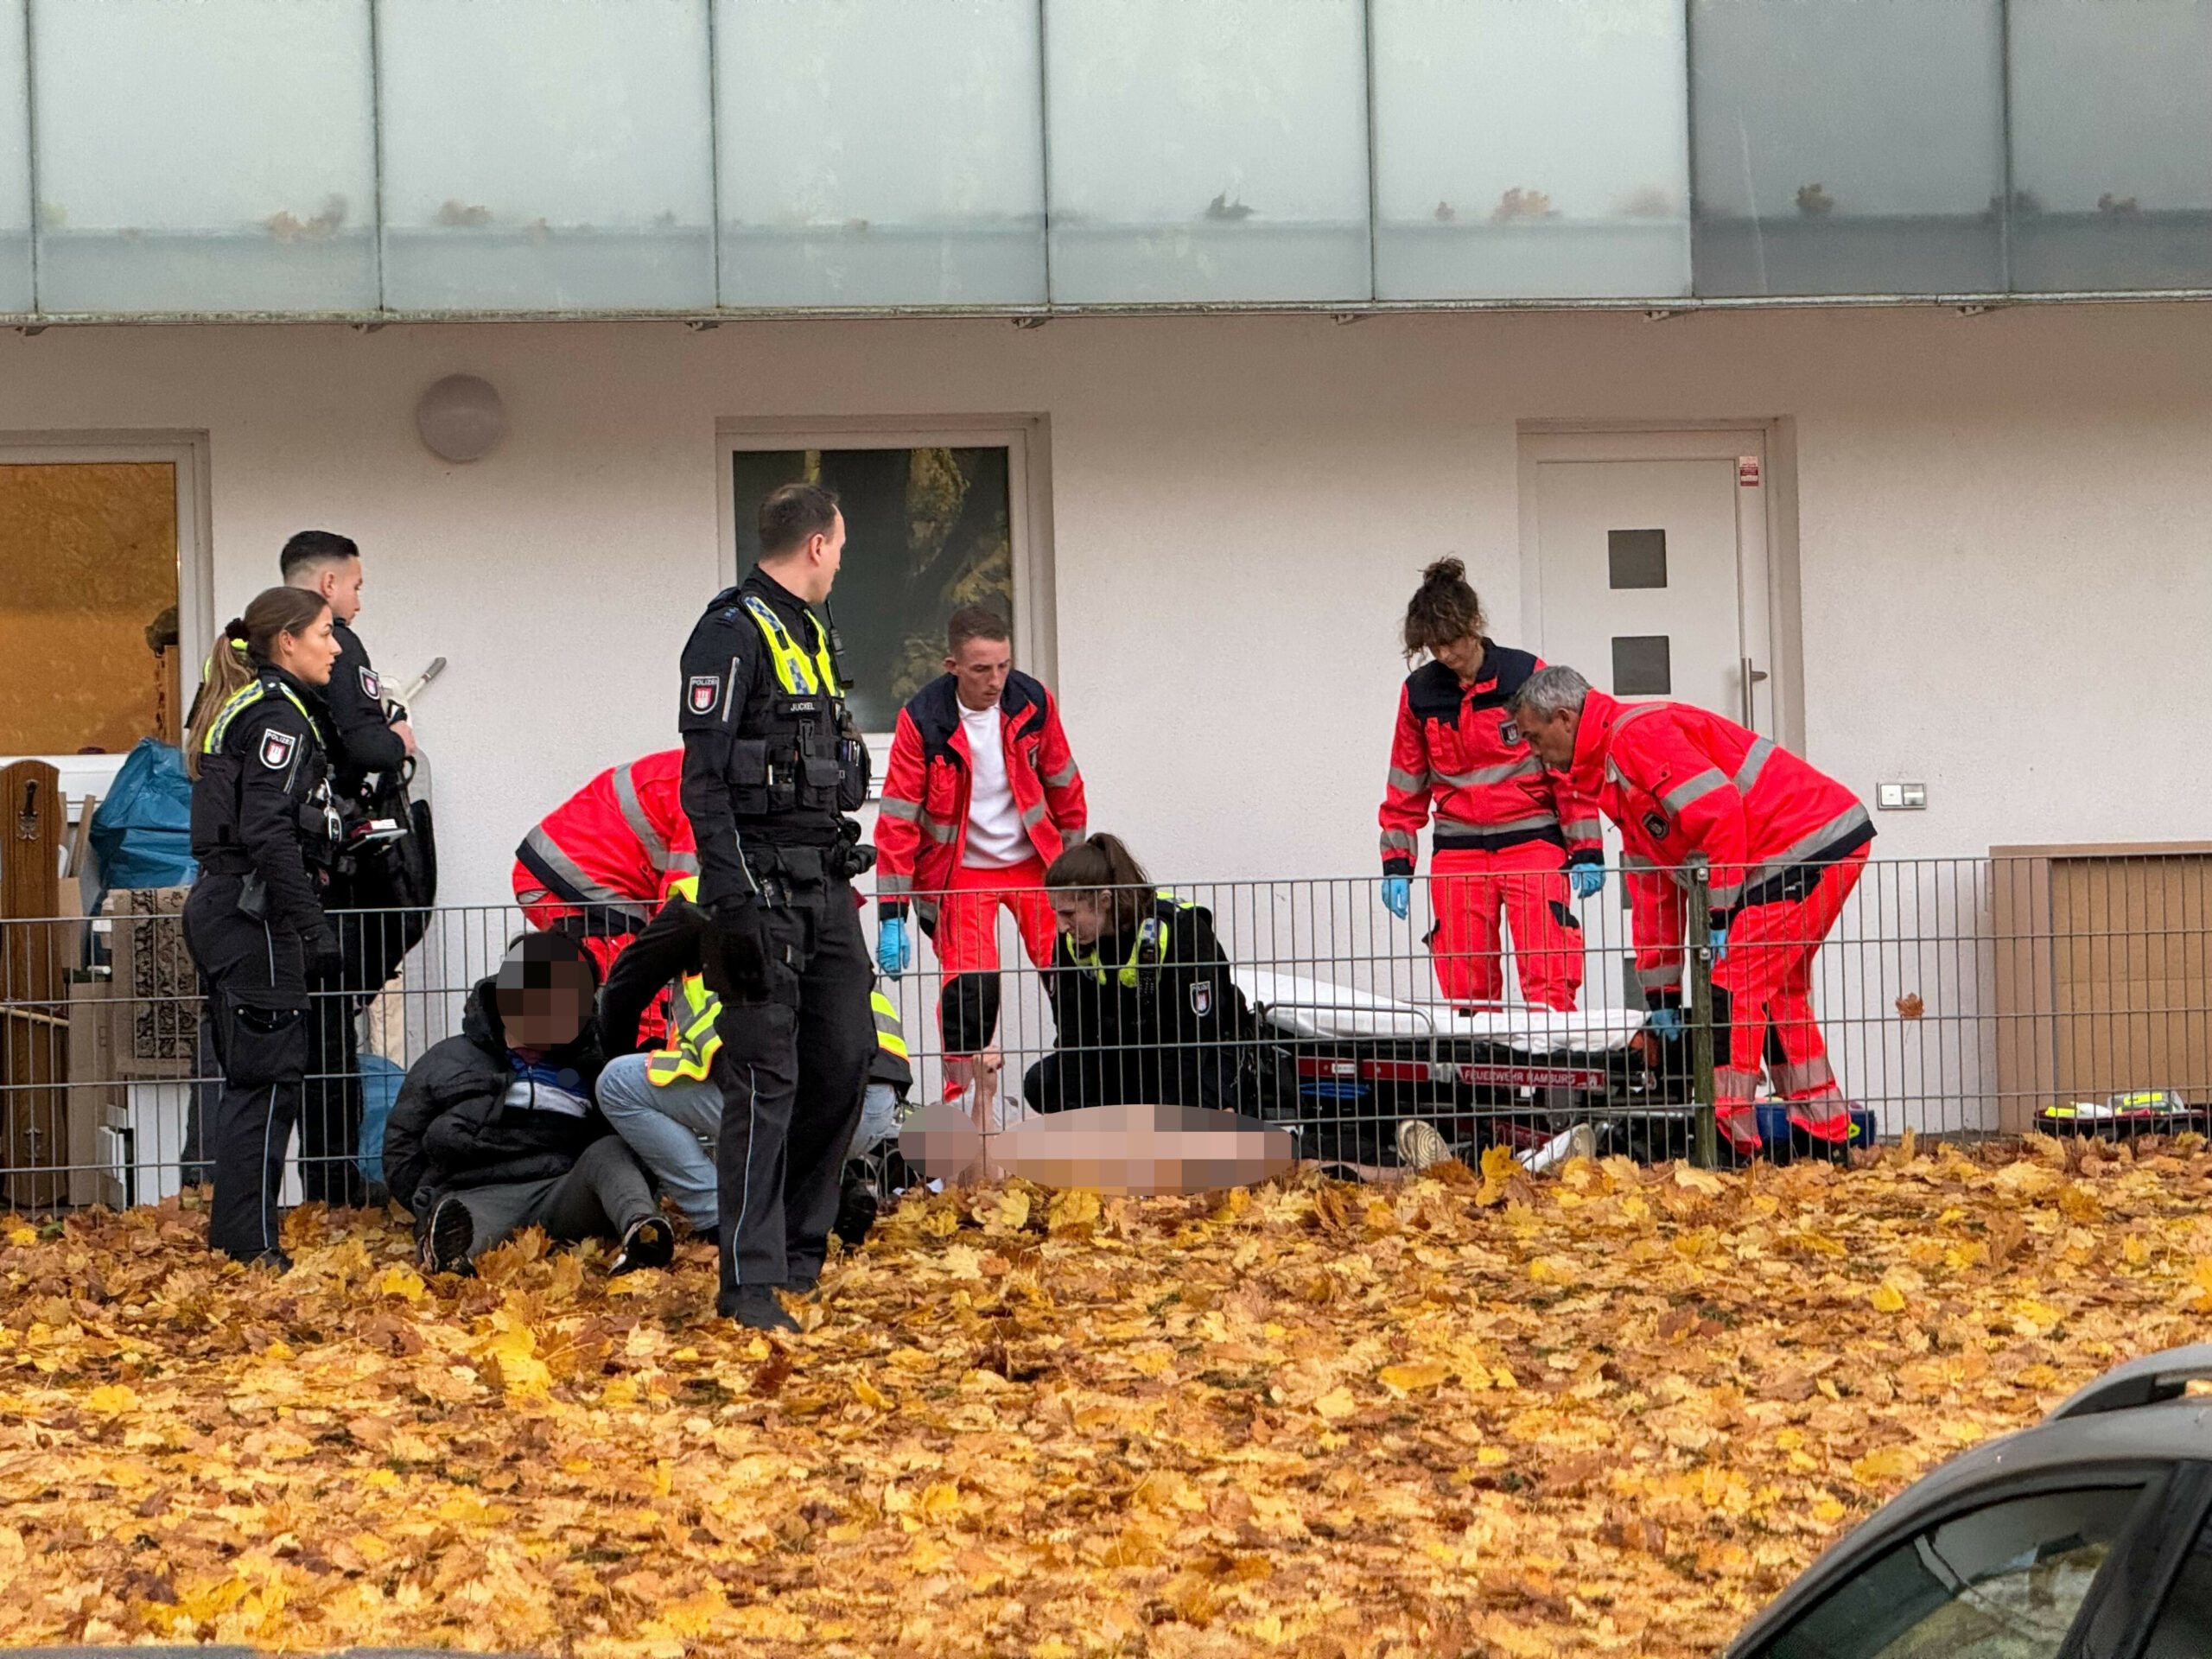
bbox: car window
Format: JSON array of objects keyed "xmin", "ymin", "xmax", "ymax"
[
  {"xmin": 1765, "ymin": 1485, "xmax": 2147, "ymax": 1659},
  {"xmin": 2142, "ymin": 1502, "xmax": 2212, "ymax": 1658}
]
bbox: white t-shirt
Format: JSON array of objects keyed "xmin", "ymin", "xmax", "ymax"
[{"xmin": 959, "ymin": 701, "xmax": 1029, "ymax": 869}]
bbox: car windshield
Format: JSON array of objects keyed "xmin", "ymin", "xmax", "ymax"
[{"xmin": 1768, "ymin": 1485, "xmax": 2147, "ymax": 1659}]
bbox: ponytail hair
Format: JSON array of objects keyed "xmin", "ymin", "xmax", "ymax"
[
  {"xmin": 183, "ymin": 586, "xmax": 330, "ymax": 777},
  {"xmin": 1402, "ymin": 556, "xmax": 1486, "ymax": 663},
  {"xmin": 1044, "ymin": 832, "xmax": 1153, "ymax": 935}
]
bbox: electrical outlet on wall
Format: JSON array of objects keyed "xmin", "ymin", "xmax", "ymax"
[{"xmin": 1877, "ymin": 782, "xmax": 1927, "ymax": 810}]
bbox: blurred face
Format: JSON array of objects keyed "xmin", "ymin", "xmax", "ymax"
[
  {"xmin": 495, "ymin": 959, "xmax": 596, "ymax": 1050},
  {"xmin": 319, "ymin": 556, "xmax": 365, "ymax": 624},
  {"xmin": 1431, "ymin": 636, "xmax": 1486, "ymax": 683},
  {"xmin": 1052, "ymin": 889, "xmax": 1111, "ymax": 946},
  {"xmin": 946, "ymin": 633, "xmax": 1011, "ymax": 712},
  {"xmin": 1518, "ymin": 702, "xmax": 1581, "ymax": 771},
  {"xmin": 272, "ymin": 607, "xmax": 342, "ymax": 688}
]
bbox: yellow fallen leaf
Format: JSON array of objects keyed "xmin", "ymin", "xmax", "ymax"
[
  {"xmin": 1047, "ymin": 1188, "xmax": 1101, "ymax": 1233},
  {"xmin": 1313, "ymin": 1386, "xmax": 1358, "ymax": 1421},
  {"xmin": 83, "ymin": 1384, "xmax": 139, "ymax": 1416},
  {"xmin": 852, "ymin": 1375, "xmax": 891, "ymax": 1409},
  {"xmin": 1378, "ymin": 1361, "xmax": 1450, "ymax": 1395},
  {"xmin": 5, "ymin": 1226, "xmax": 35, "ymax": 1248},
  {"xmin": 939, "ymin": 1243, "xmax": 984, "ymax": 1281},
  {"xmin": 1870, "ymin": 1283, "xmax": 1907, "ymax": 1313},
  {"xmin": 376, "ymin": 1265, "xmax": 427, "ymax": 1302},
  {"xmin": 1851, "ymin": 1445, "xmax": 1919, "ymax": 1484}
]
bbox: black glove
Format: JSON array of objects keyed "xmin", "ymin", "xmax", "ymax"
[
  {"xmin": 303, "ymin": 920, "xmax": 346, "ymax": 980},
  {"xmin": 702, "ymin": 901, "xmax": 774, "ymax": 1002}
]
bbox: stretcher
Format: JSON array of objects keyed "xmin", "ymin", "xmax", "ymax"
[{"xmin": 1236, "ymin": 969, "xmax": 1698, "ymax": 1164}]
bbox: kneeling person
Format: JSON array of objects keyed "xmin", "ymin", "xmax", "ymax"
[
  {"xmin": 596, "ymin": 892, "xmax": 912, "ymax": 1247},
  {"xmin": 383, "ymin": 932, "xmax": 673, "ymax": 1274},
  {"xmin": 1025, "ymin": 834, "xmax": 1255, "ymax": 1116}
]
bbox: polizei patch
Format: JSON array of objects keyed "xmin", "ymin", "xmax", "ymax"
[
  {"xmin": 259, "ymin": 729, "xmax": 299, "ymax": 771},
  {"xmin": 359, "ymin": 667, "xmax": 380, "ymax": 700},
  {"xmin": 1190, "ymin": 981, "xmax": 1213, "ymax": 1019},
  {"xmin": 688, "ymin": 675, "xmax": 722, "ymax": 715},
  {"xmin": 1500, "ymin": 720, "xmax": 1522, "ymax": 747}
]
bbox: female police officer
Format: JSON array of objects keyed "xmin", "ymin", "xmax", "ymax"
[
  {"xmin": 1022, "ymin": 834, "xmax": 1257, "ymax": 1116},
  {"xmin": 182, "ymin": 588, "xmax": 346, "ymax": 1268}
]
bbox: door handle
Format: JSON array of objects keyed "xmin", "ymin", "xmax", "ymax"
[{"xmin": 1740, "ymin": 658, "xmax": 1770, "ymax": 728}]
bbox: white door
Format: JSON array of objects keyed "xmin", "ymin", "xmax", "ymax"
[
  {"xmin": 1518, "ymin": 428, "xmax": 1780, "ymax": 1007},
  {"xmin": 1519, "ymin": 429, "xmax": 1773, "ymax": 730}
]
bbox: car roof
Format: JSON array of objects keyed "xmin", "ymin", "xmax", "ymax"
[{"xmin": 1726, "ymin": 1349, "xmax": 2212, "ymax": 1656}]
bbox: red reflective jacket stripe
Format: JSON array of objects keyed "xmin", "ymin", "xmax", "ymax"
[{"xmin": 516, "ymin": 748, "xmax": 697, "ymax": 913}]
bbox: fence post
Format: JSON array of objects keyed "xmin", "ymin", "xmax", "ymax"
[{"xmin": 1686, "ymin": 855, "xmax": 1719, "ymax": 1169}]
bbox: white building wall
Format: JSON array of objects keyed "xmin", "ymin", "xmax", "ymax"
[{"xmin": 3, "ymin": 302, "xmax": 2208, "ymax": 915}]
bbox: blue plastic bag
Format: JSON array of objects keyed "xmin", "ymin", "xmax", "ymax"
[
  {"xmin": 358, "ymin": 1053, "xmax": 405, "ymax": 1189},
  {"xmin": 89, "ymin": 738, "xmax": 196, "ymax": 893}
]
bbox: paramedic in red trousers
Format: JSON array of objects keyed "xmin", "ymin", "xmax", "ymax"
[
  {"xmin": 1510, "ymin": 664, "xmax": 1875, "ymax": 1155},
  {"xmin": 1376, "ymin": 559, "xmax": 1602, "ymax": 1012},
  {"xmin": 873, "ymin": 605, "xmax": 1087, "ymax": 1106},
  {"xmin": 512, "ymin": 749, "xmax": 698, "ymax": 1019}
]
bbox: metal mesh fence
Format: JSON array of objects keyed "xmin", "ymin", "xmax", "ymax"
[{"xmin": 1, "ymin": 851, "xmax": 2206, "ymax": 1212}]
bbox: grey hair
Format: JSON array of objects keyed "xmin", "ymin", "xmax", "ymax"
[{"xmin": 1510, "ymin": 664, "xmax": 1591, "ymax": 721}]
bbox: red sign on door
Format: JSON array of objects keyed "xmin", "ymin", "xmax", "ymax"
[{"xmin": 1738, "ymin": 455, "xmax": 1761, "ymax": 487}]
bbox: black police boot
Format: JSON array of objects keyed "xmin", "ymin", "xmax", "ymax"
[
  {"xmin": 245, "ymin": 1248, "xmax": 295, "ymax": 1274},
  {"xmin": 834, "ymin": 1160, "xmax": 880, "ymax": 1249},
  {"xmin": 723, "ymin": 1285, "xmax": 800, "ymax": 1332},
  {"xmin": 611, "ymin": 1217, "xmax": 674, "ymax": 1276}
]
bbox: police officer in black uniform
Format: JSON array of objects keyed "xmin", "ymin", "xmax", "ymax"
[
  {"xmin": 677, "ymin": 482, "xmax": 876, "ymax": 1332},
  {"xmin": 280, "ymin": 531, "xmax": 415, "ymax": 1205},
  {"xmin": 181, "ymin": 588, "xmax": 347, "ymax": 1268}
]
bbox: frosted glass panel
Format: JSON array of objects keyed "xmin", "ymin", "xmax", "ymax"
[
  {"xmin": 1373, "ymin": 0, "xmax": 1688, "ymax": 300},
  {"xmin": 1690, "ymin": 0, "xmax": 2005, "ymax": 296},
  {"xmin": 0, "ymin": 1, "xmax": 25, "ymax": 313},
  {"xmin": 378, "ymin": 0, "xmax": 715, "ymax": 312},
  {"xmin": 1045, "ymin": 0, "xmax": 1370, "ymax": 304},
  {"xmin": 30, "ymin": 0, "xmax": 375, "ymax": 314},
  {"xmin": 2011, "ymin": 0, "xmax": 2212, "ymax": 291},
  {"xmin": 716, "ymin": 0, "xmax": 1045, "ymax": 307}
]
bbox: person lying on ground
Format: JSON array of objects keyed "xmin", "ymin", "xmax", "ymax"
[
  {"xmin": 595, "ymin": 892, "xmax": 912, "ymax": 1252},
  {"xmin": 383, "ymin": 931, "xmax": 674, "ymax": 1275},
  {"xmin": 1023, "ymin": 834, "xmax": 1261, "ymax": 1116}
]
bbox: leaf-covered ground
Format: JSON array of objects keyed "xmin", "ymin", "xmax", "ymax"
[{"xmin": 3, "ymin": 1134, "xmax": 2209, "ymax": 1657}]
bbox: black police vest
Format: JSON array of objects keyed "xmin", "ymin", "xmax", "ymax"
[
  {"xmin": 189, "ymin": 677, "xmax": 344, "ymax": 872},
  {"xmin": 724, "ymin": 594, "xmax": 868, "ymax": 817}
]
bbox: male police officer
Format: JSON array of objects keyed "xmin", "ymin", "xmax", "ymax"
[
  {"xmin": 677, "ymin": 483, "xmax": 875, "ymax": 1332},
  {"xmin": 280, "ymin": 531, "xmax": 415, "ymax": 1206}
]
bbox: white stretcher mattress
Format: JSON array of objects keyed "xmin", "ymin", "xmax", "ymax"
[{"xmin": 1236, "ymin": 969, "xmax": 1646, "ymax": 1053}]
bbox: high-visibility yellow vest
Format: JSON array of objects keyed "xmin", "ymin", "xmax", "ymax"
[
  {"xmin": 1068, "ymin": 891, "xmax": 1188, "ymax": 988},
  {"xmin": 742, "ymin": 595, "xmax": 841, "ymax": 696},
  {"xmin": 643, "ymin": 950, "xmax": 909, "ymax": 1088}
]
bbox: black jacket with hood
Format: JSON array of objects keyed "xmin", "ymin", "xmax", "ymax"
[{"xmin": 383, "ymin": 976, "xmax": 608, "ymax": 1212}]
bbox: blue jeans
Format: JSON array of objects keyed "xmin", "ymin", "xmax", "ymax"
[{"xmin": 597, "ymin": 1053, "xmax": 901, "ymax": 1231}]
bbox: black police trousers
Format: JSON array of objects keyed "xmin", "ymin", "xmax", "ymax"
[
  {"xmin": 709, "ymin": 866, "xmax": 874, "ymax": 1311},
  {"xmin": 183, "ymin": 874, "xmax": 311, "ymax": 1262},
  {"xmin": 300, "ymin": 894, "xmax": 386, "ymax": 1207}
]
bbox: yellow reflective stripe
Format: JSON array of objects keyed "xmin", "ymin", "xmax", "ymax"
[
  {"xmin": 870, "ymin": 990, "xmax": 908, "ymax": 1059},
  {"xmin": 741, "ymin": 595, "xmax": 840, "ymax": 696},
  {"xmin": 646, "ymin": 973, "xmax": 723, "ymax": 1084},
  {"xmin": 202, "ymin": 680, "xmax": 266, "ymax": 751},
  {"xmin": 666, "ymin": 873, "xmax": 699, "ymax": 902}
]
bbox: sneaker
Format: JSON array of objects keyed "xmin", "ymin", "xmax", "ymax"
[
  {"xmin": 419, "ymin": 1196, "xmax": 474, "ymax": 1275},
  {"xmin": 1395, "ymin": 1118, "xmax": 1452, "ymax": 1171},
  {"xmin": 611, "ymin": 1217, "xmax": 674, "ymax": 1276},
  {"xmin": 722, "ymin": 1284, "xmax": 800, "ymax": 1332}
]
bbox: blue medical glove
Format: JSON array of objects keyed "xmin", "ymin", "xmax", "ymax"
[
  {"xmin": 1568, "ymin": 863, "xmax": 1605, "ymax": 901},
  {"xmin": 876, "ymin": 916, "xmax": 912, "ymax": 977},
  {"xmin": 1709, "ymin": 921, "xmax": 1730, "ymax": 964},
  {"xmin": 1647, "ymin": 1006, "xmax": 1682, "ymax": 1039},
  {"xmin": 1382, "ymin": 877, "xmax": 1411, "ymax": 920}
]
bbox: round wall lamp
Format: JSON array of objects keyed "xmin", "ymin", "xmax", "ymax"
[{"xmin": 416, "ymin": 373, "xmax": 508, "ymax": 462}]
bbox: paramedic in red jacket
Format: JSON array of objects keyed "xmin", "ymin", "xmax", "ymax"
[
  {"xmin": 511, "ymin": 749, "xmax": 697, "ymax": 995},
  {"xmin": 1510, "ymin": 664, "xmax": 1874, "ymax": 1154},
  {"xmin": 875, "ymin": 606, "xmax": 1087, "ymax": 1096},
  {"xmin": 1377, "ymin": 559, "xmax": 1603, "ymax": 1012}
]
